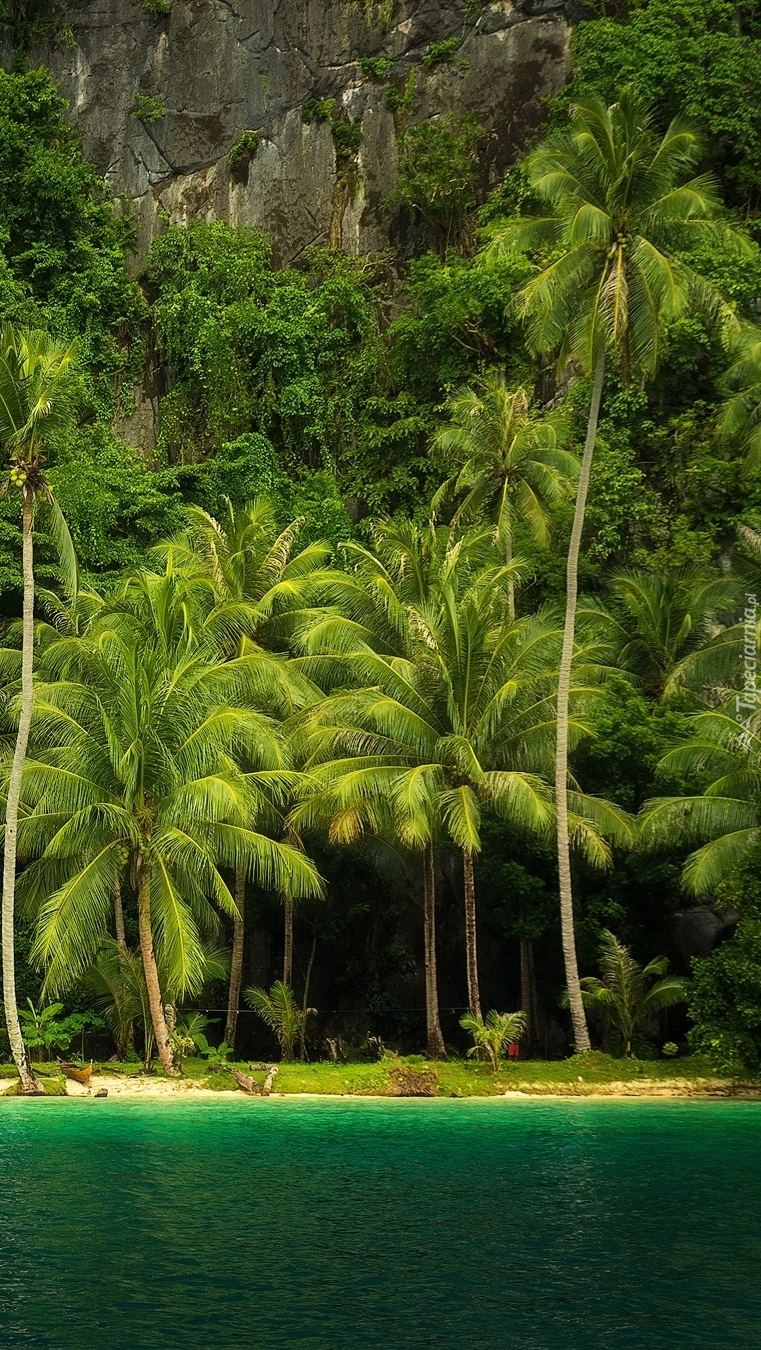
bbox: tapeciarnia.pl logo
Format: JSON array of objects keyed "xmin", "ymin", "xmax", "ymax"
[{"xmin": 736, "ymin": 592, "xmax": 757, "ymax": 749}]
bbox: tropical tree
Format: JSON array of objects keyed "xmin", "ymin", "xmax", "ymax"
[
  {"xmin": 572, "ymin": 929, "xmax": 688, "ymax": 1057},
  {"xmin": 431, "ymin": 376, "xmax": 578, "ymax": 617},
  {"xmin": 83, "ymin": 940, "xmax": 154, "ymax": 1064},
  {"xmin": 157, "ymin": 497, "xmax": 332, "ymax": 1051},
  {"xmin": 488, "ymin": 87, "xmax": 744, "ymax": 1050},
  {"xmin": 460, "ymin": 1008, "xmax": 527, "ymax": 1070},
  {"xmin": 603, "ymin": 566, "xmax": 740, "ymax": 698},
  {"xmin": 17, "ymin": 999, "xmax": 102, "ymax": 1063},
  {"xmin": 83, "ymin": 937, "xmax": 229, "ymax": 1066},
  {"xmin": 246, "ymin": 980, "xmax": 313, "ymax": 1062},
  {"xmin": 157, "ymin": 497, "xmax": 337, "ymax": 653},
  {"xmin": 295, "ymin": 522, "xmax": 629, "ymax": 1021},
  {"xmin": 718, "ymin": 323, "xmax": 761, "ymax": 464},
  {"xmin": 15, "ymin": 571, "xmax": 323, "ymax": 1076},
  {"xmin": 0, "ymin": 324, "xmax": 80, "ymax": 1094},
  {"xmin": 640, "ymin": 704, "xmax": 761, "ymax": 894},
  {"xmin": 292, "ymin": 518, "xmax": 492, "ymax": 1054}
]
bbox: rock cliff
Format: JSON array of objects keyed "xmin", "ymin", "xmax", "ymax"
[{"xmin": 9, "ymin": 0, "xmax": 578, "ymax": 262}]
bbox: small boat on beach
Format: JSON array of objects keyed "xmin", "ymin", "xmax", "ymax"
[{"xmin": 58, "ymin": 1060, "xmax": 94, "ymax": 1090}]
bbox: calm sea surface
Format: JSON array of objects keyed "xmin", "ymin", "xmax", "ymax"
[{"xmin": 0, "ymin": 1096, "xmax": 758, "ymax": 1349}]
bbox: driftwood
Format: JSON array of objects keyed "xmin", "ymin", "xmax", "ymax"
[
  {"xmin": 233, "ymin": 1065, "xmax": 280, "ymax": 1096},
  {"xmin": 58, "ymin": 1060, "xmax": 94, "ymax": 1089},
  {"xmin": 232, "ymin": 1069, "xmax": 260, "ymax": 1095}
]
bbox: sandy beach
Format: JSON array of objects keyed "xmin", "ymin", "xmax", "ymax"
[{"xmin": 4, "ymin": 1072, "xmax": 757, "ymax": 1100}]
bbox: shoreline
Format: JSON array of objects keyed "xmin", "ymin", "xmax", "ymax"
[{"xmin": 3, "ymin": 1072, "xmax": 759, "ymax": 1101}]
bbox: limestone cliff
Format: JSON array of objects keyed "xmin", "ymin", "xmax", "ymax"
[{"xmin": 9, "ymin": 0, "xmax": 578, "ymax": 263}]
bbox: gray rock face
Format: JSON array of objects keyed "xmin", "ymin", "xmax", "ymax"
[
  {"xmin": 673, "ymin": 906, "xmax": 741, "ymax": 963},
  {"xmin": 10, "ymin": 0, "xmax": 577, "ymax": 263}
]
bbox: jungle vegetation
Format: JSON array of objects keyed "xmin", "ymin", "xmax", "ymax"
[{"xmin": 3, "ymin": 0, "xmax": 761, "ymax": 1084}]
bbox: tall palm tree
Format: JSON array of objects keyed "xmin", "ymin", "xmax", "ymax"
[
  {"xmin": 431, "ymin": 377, "xmax": 578, "ymax": 617},
  {"xmin": 291, "ymin": 518, "xmax": 474, "ymax": 1055},
  {"xmin": 0, "ymin": 324, "xmax": 79, "ymax": 1095},
  {"xmin": 488, "ymin": 87, "xmax": 744, "ymax": 1050},
  {"xmin": 295, "ymin": 530, "xmax": 629, "ymax": 1022},
  {"xmin": 157, "ymin": 497, "xmax": 332, "ymax": 1049},
  {"xmin": 15, "ymin": 571, "xmax": 323, "ymax": 1075}
]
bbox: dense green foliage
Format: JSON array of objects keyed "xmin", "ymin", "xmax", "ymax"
[
  {"xmin": 4, "ymin": 24, "xmax": 761, "ymax": 1074},
  {"xmin": 0, "ymin": 69, "xmax": 143, "ymax": 406},
  {"xmin": 565, "ymin": 0, "xmax": 761, "ymax": 209}
]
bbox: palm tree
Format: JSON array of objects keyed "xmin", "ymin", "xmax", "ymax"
[
  {"xmin": 573, "ymin": 929, "xmax": 688, "ymax": 1057},
  {"xmin": 157, "ymin": 497, "xmax": 332, "ymax": 1051},
  {"xmin": 718, "ymin": 323, "xmax": 761, "ymax": 464},
  {"xmin": 603, "ymin": 566, "xmax": 740, "ymax": 698},
  {"xmin": 293, "ymin": 518, "xmax": 490, "ymax": 1053},
  {"xmin": 460, "ymin": 1009, "xmax": 527, "ymax": 1070},
  {"xmin": 247, "ymin": 979, "xmax": 313, "ymax": 1062},
  {"xmin": 431, "ymin": 377, "xmax": 578, "ymax": 617},
  {"xmin": 15, "ymin": 571, "xmax": 323, "ymax": 1076},
  {"xmin": 83, "ymin": 937, "xmax": 228, "ymax": 1066},
  {"xmin": 640, "ymin": 703, "xmax": 761, "ymax": 894},
  {"xmin": 295, "ymin": 526, "xmax": 629, "ymax": 1021},
  {"xmin": 488, "ymin": 87, "xmax": 744, "ymax": 1050},
  {"xmin": 157, "ymin": 496, "xmax": 337, "ymax": 653},
  {"xmin": 0, "ymin": 324, "xmax": 80, "ymax": 1095},
  {"xmin": 83, "ymin": 939, "xmax": 154, "ymax": 1065}
]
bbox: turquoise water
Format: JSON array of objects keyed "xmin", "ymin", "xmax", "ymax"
[{"xmin": 0, "ymin": 1098, "xmax": 759, "ymax": 1349}]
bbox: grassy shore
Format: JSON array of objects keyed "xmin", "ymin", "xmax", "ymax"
[{"xmin": 1, "ymin": 1052, "xmax": 757, "ymax": 1097}]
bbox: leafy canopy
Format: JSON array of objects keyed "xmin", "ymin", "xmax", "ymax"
[{"xmin": 488, "ymin": 86, "xmax": 747, "ymax": 380}]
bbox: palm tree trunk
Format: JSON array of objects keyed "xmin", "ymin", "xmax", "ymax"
[
  {"xmin": 519, "ymin": 932, "xmax": 536, "ymax": 1057},
  {"xmin": 555, "ymin": 351, "xmax": 605, "ymax": 1054},
  {"xmin": 2, "ymin": 491, "xmax": 41, "ymax": 1095},
  {"xmin": 224, "ymin": 867, "xmax": 246, "ymax": 1051},
  {"xmin": 113, "ymin": 878, "xmax": 126, "ymax": 949},
  {"xmin": 283, "ymin": 895, "xmax": 293, "ymax": 987},
  {"xmin": 424, "ymin": 842, "xmax": 446, "ymax": 1059},
  {"xmin": 462, "ymin": 848, "xmax": 481, "ymax": 1018},
  {"xmin": 299, "ymin": 924, "xmax": 317, "ymax": 1062},
  {"xmin": 505, "ymin": 531, "xmax": 515, "ymax": 622},
  {"xmin": 136, "ymin": 857, "xmax": 177, "ymax": 1076}
]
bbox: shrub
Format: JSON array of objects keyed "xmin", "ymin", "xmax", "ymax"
[
  {"xmin": 422, "ymin": 37, "xmax": 462, "ymax": 68},
  {"xmin": 302, "ymin": 97, "xmax": 335, "ymax": 124},
  {"xmin": 392, "ymin": 114, "xmax": 484, "ymax": 246},
  {"xmin": 386, "ymin": 70, "xmax": 416, "ymax": 117},
  {"xmin": 132, "ymin": 93, "xmax": 165, "ymax": 123},
  {"xmin": 357, "ymin": 56, "xmax": 393, "ymax": 79},
  {"xmin": 460, "ymin": 1010, "xmax": 527, "ymax": 1070},
  {"xmin": 689, "ymin": 917, "xmax": 761, "ymax": 1074},
  {"xmin": 228, "ymin": 130, "xmax": 260, "ymax": 170}
]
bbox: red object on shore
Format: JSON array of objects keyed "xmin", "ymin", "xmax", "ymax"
[{"xmin": 508, "ymin": 1042, "xmax": 520, "ymax": 1059}]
